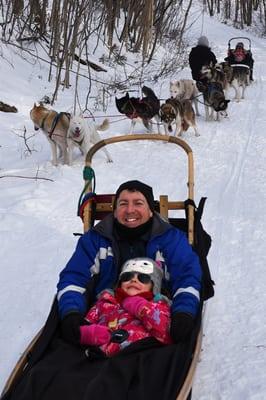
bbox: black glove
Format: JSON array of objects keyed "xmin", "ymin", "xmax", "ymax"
[
  {"xmin": 61, "ymin": 312, "xmax": 83, "ymax": 345},
  {"xmin": 170, "ymin": 312, "xmax": 194, "ymax": 343}
]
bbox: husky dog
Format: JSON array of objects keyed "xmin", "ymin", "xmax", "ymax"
[
  {"xmin": 170, "ymin": 79, "xmax": 200, "ymax": 116},
  {"xmin": 230, "ymin": 64, "xmax": 250, "ymax": 101},
  {"xmin": 201, "ymin": 82, "xmax": 230, "ymax": 121},
  {"xmin": 217, "ymin": 61, "xmax": 233, "ymax": 86},
  {"xmin": 30, "ymin": 103, "xmax": 70, "ymax": 165},
  {"xmin": 115, "ymin": 86, "xmax": 160, "ymax": 133},
  {"xmin": 159, "ymin": 98, "xmax": 199, "ymax": 137},
  {"xmin": 201, "ymin": 62, "xmax": 233, "ymax": 100},
  {"xmin": 67, "ymin": 114, "xmax": 113, "ymax": 164}
]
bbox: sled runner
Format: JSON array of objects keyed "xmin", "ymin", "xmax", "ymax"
[{"xmin": 1, "ymin": 134, "xmax": 214, "ymax": 400}]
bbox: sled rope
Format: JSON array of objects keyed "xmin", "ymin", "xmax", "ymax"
[
  {"xmin": 84, "ymin": 114, "xmax": 123, "ymax": 119},
  {"xmin": 77, "ymin": 166, "xmax": 96, "ymax": 216}
]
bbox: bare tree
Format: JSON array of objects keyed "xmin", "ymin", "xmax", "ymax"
[
  {"xmin": 202, "ymin": 0, "xmax": 266, "ymax": 33},
  {"xmin": 0, "ymin": 0, "xmax": 194, "ymax": 106}
]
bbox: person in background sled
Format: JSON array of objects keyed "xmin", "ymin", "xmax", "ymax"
[
  {"xmin": 189, "ymin": 35, "xmax": 217, "ymax": 92},
  {"xmin": 57, "ymin": 180, "xmax": 202, "ymax": 347},
  {"xmin": 225, "ymin": 41, "xmax": 254, "ymax": 81},
  {"xmin": 79, "ymin": 258, "xmax": 172, "ymax": 356}
]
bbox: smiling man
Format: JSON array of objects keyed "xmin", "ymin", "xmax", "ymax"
[
  {"xmin": 57, "ymin": 180, "xmax": 202, "ymax": 346},
  {"xmin": 114, "ymin": 181, "xmax": 153, "ymax": 228}
]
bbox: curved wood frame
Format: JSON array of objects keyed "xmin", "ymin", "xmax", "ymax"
[
  {"xmin": 1, "ymin": 329, "xmax": 43, "ymax": 396},
  {"xmin": 176, "ymin": 325, "xmax": 203, "ymax": 400},
  {"xmin": 82, "ymin": 134, "xmax": 195, "ymax": 244}
]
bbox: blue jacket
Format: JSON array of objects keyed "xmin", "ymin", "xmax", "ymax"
[{"xmin": 57, "ymin": 213, "xmax": 202, "ymax": 319}]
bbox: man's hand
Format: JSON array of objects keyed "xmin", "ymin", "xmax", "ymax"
[
  {"xmin": 61, "ymin": 312, "xmax": 82, "ymax": 345},
  {"xmin": 170, "ymin": 312, "xmax": 194, "ymax": 343}
]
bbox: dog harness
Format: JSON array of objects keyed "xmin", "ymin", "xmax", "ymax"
[{"xmin": 41, "ymin": 112, "xmax": 70, "ymax": 138}]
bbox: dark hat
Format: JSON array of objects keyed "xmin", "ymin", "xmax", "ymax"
[
  {"xmin": 236, "ymin": 42, "xmax": 244, "ymax": 49},
  {"xmin": 114, "ymin": 180, "xmax": 155, "ymax": 211}
]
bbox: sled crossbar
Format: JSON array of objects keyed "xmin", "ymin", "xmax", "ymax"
[{"xmin": 81, "ymin": 194, "xmax": 188, "ymax": 231}]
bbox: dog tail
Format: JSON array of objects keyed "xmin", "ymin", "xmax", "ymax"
[
  {"xmin": 96, "ymin": 118, "xmax": 109, "ymax": 132},
  {"xmin": 142, "ymin": 86, "xmax": 158, "ymax": 99}
]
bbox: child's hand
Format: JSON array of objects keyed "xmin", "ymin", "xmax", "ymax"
[
  {"xmin": 80, "ymin": 324, "xmax": 111, "ymax": 346},
  {"xmin": 122, "ymin": 296, "xmax": 148, "ymax": 316}
]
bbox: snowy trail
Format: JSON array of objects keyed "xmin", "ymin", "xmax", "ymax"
[{"xmin": 193, "ymin": 36, "xmax": 266, "ymax": 400}]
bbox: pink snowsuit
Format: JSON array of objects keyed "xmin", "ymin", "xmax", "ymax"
[{"xmin": 81, "ymin": 289, "xmax": 172, "ymax": 356}]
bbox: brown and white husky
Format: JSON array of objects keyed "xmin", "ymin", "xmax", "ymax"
[{"xmin": 30, "ymin": 103, "xmax": 70, "ymax": 165}]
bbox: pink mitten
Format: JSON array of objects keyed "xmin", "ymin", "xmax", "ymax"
[
  {"xmin": 122, "ymin": 296, "xmax": 148, "ymax": 316},
  {"xmin": 80, "ymin": 324, "xmax": 111, "ymax": 346}
]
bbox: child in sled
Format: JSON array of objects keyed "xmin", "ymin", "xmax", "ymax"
[
  {"xmin": 79, "ymin": 257, "xmax": 173, "ymax": 356},
  {"xmin": 225, "ymin": 42, "xmax": 254, "ymax": 81}
]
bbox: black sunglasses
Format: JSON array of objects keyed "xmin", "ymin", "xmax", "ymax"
[{"xmin": 119, "ymin": 271, "xmax": 152, "ymax": 284}]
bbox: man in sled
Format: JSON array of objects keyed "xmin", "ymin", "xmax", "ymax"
[
  {"xmin": 58, "ymin": 180, "xmax": 202, "ymax": 347},
  {"xmin": 7, "ymin": 180, "xmax": 202, "ymax": 400}
]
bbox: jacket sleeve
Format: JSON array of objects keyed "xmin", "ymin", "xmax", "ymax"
[
  {"xmin": 57, "ymin": 231, "xmax": 100, "ymax": 319},
  {"xmin": 161, "ymin": 229, "xmax": 202, "ymax": 317},
  {"xmin": 137, "ymin": 300, "xmax": 172, "ymax": 344}
]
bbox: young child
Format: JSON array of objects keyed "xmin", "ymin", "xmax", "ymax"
[
  {"xmin": 79, "ymin": 258, "xmax": 172, "ymax": 356},
  {"xmin": 232, "ymin": 42, "xmax": 247, "ymax": 63}
]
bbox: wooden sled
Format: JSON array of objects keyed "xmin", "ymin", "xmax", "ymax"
[{"xmin": 1, "ymin": 134, "xmax": 212, "ymax": 400}]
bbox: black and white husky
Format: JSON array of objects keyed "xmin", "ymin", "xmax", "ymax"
[
  {"xmin": 202, "ymin": 82, "xmax": 230, "ymax": 122},
  {"xmin": 67, "ymin": 114, "xmax": 113, "ymax": 164},
  {"xmin": 230, "ymin": 64, "xmax": 250, "ymax": 101}
]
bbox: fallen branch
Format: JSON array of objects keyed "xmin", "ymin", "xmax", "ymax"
[
  {"xmin": 74, "ymin": 54, "xmax": 107, "ymax": 72},
  {"xmin": 0, "ymin": 101, "xmax": 18, "ymax": 113},
  {"xmin": 0, "ymin": 175, "xmax": 54, "ymax": 181},
  {"xmin": 12, "ymin": 126, "xmax": 36, "ymax": 156}
]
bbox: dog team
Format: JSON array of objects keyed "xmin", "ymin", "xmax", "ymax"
[{"xmin": 30, "ymin": 35, "xmax": 254, "ymax": 166}]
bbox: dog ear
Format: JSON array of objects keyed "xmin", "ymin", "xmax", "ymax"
[{"xmin": 170, "ymin": 80, "xmax": 178, "ymax": 85}]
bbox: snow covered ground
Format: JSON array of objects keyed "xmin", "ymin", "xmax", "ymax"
[{"xmin": 1, "ymin": 7, "xmax": 266, "ymax": 400}]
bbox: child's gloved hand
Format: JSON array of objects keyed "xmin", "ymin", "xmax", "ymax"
[
  {"xmin": 80, "ymin": 324, "xmax": 111, "ymax": 346},
  {"xmin": 122, "ymin": 296, "xmax": 148, "ymax": 316}
]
